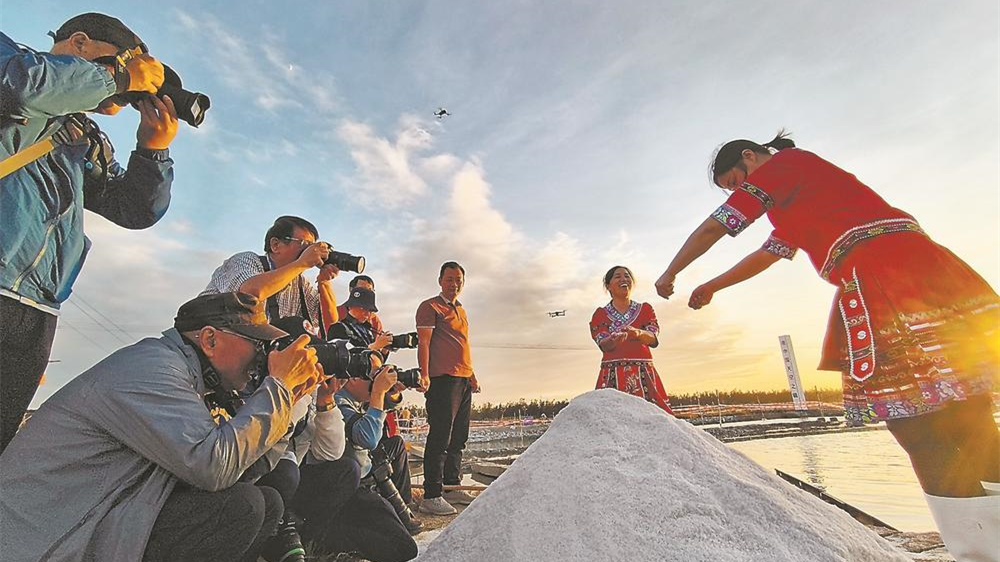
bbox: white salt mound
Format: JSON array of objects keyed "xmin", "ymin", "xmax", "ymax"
[{"xmin": 417, "ymin": 389, "xmax": 909, "ymax": 562}]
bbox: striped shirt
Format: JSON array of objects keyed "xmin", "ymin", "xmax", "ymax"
[{"xmin": 200, "ymin": 251, "xmax": 321, "ymax": 322}]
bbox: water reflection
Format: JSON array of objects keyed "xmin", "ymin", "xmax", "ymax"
[
  {"xmin": 796, "ymin": 437, "xmax": 825, "ymax": 488},
  {"xmin": 729, "ymin": 427, "xmax": 934, "ymax": 532}
]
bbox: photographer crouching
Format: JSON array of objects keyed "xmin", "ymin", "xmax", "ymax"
[
  {"xmin": 269, "ymin": 319, "xmax": 418, "ymax": 562},
  {"xmin": 0, "ymin": 292, "xmax": 321, "ymax": 562},
  {"xmin": 330, "ymin": 285, "xmax": 421, "ymax": 445},
  {"xmin": 200, "ymin": 216, "xmax": 364, "ymax": 560}
]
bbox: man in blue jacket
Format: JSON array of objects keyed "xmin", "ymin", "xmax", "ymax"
[{"xmin": 0, "ymin": 13, "xmax": 178, "ymax": 451}]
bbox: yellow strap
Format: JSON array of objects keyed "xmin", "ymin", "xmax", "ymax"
[{"xmin": 0, "ymin": 137, "xmax": 55, "ymax": 179}]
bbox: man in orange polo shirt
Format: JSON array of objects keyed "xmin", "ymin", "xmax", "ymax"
[{"xmin": 415, "ymin": 261, "xmax": 480, "ymax": 515}]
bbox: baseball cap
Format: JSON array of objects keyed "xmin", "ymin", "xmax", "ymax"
[
  {"xmin": 51, "ymin": 13, "xmax": 145, "ymax": 51},
  {"xmin": 343, "ymin": 287, "xmax": 378, "ymax": 312},
  {"xmin": 174, "ymin": 292, "xmax": 287, "ymax": 341}
]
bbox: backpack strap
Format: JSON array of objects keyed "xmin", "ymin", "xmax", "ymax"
[
  {"xmin": 257, "ymin": 256, "xmax": 282, "ymax": 322},
  {"xmin": 344, "ymin": 411, "xmax": 365, "ymax": 447}
]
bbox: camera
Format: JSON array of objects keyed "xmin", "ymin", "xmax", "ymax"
[
  {"xmin": 119, "ymin": 64, "xmax": 210, "ymax": 127},
  {"xmin": 267, "ymin": 317, "xmax": 375, "ymax": 380},
  {"xmin": 367, "ymin": 443, "xmax": 421, "ymax": 533},
  {"xmin": 391, "ymin": 366, "xmax": 422, "ymax": 389},
  {"xmin": 390, "ymin": 331, "xmax": 418, "ymax": 349},
  {"xmin": 323, "ymin": 250, "xmax": 365, "ymax": 273}
]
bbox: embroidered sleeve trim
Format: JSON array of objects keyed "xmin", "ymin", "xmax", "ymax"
[
  {"xmin": 740, "ymin": 182, "xmax": 775, "ymax": 209},
  {"xmin": 762, "ymin": 236, "xmax": 797, "ymax": 260},
  {"xmin": 711, "ymin": 204, "xmax": 750, "ymax": 236}
]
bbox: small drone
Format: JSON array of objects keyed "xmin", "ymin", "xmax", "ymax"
[
  {"xmin": 433, "ymin": 107, "xmax": 452, "ymax": 119},
  {"xmin": 547, "ymin": 310, "xmax": 566, "ymax": 318}
]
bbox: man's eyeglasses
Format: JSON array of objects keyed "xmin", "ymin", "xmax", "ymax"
[
  {"xmin": 281, "ymin": 236, "xmax": 312, "ymax": 247},
  {"xmin": 216, "ymin": 329, "xmax": 269, "ymax": 355}
]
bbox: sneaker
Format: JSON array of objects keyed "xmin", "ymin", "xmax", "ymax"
[
  {"xmin": 419, "ymin": 496, "xmax": 457, "ymax": 515},
  {"xmin": 442, "ymin": 489, "xmax": 476, "ymax": 505},
  {"xmin": 402, "ymin": 512, "xmax": 424, "ymax": 535},
  {"xmin": 261, "ymin": 518, "xmax": 306, "ymax": 562}
]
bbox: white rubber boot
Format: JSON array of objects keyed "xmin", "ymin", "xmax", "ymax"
[
  {"xmin": 982, "ymin": 482, "xmax": 1000, "ymax": 497},
  {"xmin": 924, "ymin": 493, "xmax": 1000, "ymax": 562}
]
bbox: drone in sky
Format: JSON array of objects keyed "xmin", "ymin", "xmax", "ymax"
[
  {"xmin": 434, "ymin": 107, "xmax": 452, "ymax": 119},
  {"xmin": 547, "ymin": 310, "xmax": 566, "ymax": 318}
]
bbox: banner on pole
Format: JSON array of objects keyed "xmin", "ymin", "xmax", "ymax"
[{"xmin": 779, "ymin": 335, "xmax": 807, "ymax": 411}]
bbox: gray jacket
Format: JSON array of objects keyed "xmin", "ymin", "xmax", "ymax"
[{"xmin": 0, "ymin": 329, "xmax": 292, "ymax": 562}]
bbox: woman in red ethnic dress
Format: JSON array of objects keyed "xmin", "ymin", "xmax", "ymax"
[
  {"xmin": 655, "ymin": 132, "xmax": 999, "ymax": 561},
  {"xmin": 590, "ymin": 266, "xmax": 672, "ymax": 413}
]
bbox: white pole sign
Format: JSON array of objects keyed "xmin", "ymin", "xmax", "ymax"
[{"xmin": 779, "ymin": 335, "xmax": 807, "ymax": 411}]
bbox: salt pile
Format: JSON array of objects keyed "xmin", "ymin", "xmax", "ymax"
[{"xmin": 416, "ymin": 389, "xmax": 909, "ymax": 562}]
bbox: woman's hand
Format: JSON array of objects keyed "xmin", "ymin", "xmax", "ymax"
[
  {"xmin": 600, "ymin": 331, "xmax": 629, "ymax": 351},
  {"xmin": 689, "ymin": 282, "xmax": 717, "ymax": 310},
  {"xmin": 655, "ymin": 272, "xmax": 676, "ymax": 300},
  {"xmin": 624, "ymin": 326, "xmax": 644, "ymax": 341}
]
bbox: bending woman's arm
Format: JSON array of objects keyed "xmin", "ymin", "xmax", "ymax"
[
  {"xmin": 655, "ymin": 217, "xmax": 728, "ymax": 299},
  {"xmin": 689, "ymin": 249, "xmax": 781, "ymax": 309}
]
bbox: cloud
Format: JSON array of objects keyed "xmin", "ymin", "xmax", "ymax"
[
  {"xmin": 40, "ymin": 215, "xmax": 224, "ymax": 405},
  {"xmin": 173, "ymin": 10, "xmax": 339, "ymax": 116},
  {"xmin": 336, "ymin": 117, "xmax": 434, "ymax": 207},
  {"xmin": 354, "ymin": 133, "xmax": 778, "ymax": 404}
]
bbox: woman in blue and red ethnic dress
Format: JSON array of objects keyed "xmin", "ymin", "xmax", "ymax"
[
  {"xmin": 590, "ymin": 266, "xmax": 673, "ymax": 414},
  {"xmin": 655, "ymin": 131, "xmax": 999, "ymax": 561}
]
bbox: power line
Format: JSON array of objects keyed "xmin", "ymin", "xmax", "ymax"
[
  {"xmin": 72, "ymin": 294, "xmax": 138, "ymax": 341},
  {"xmin": 65, "ymin": 299, "xmax": 131, "ymax": 346},
  {"xmin": 58, "ymin": 318, "xmax": 113, "ymax": 353},
  {"xmin": 475, "ymin": 343, "xmax": 593, "ymax": 351}
]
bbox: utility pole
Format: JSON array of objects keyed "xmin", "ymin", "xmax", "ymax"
[{"xmin": 716, "ymin": 390, "xmax": 723, "ymax": 428}]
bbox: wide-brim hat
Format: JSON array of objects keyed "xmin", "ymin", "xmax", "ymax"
[
  {"xmin": 174, "ymin": 292, "xmax": 287, "ymax": 341},
  {"xmin": 343, "ymin": 287, "xmax": 378, "ymax": 312}
]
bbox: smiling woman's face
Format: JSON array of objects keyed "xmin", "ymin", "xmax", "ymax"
[{"xmin": 607, "ymin": 267, "xmax": 634, "ymax": 299}]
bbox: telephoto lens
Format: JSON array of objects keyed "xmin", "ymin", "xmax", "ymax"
[
  {"xmin": 323, "ymin": 250, "xmax": 365, "ymax": 273},
  {"xmin": 390, "ymin": 331, "xmax": 419, "ymax": 349},
  {"xmin": 268, "ymin": 317, "xmax": 375, "ymax": 379},
  {"xmin": 393, "ymin": 367, "xmax": 423, "ymax": 389},
  {"xmin": 369, "ymin": 446, "xmax": 423, "ymax": 535}
]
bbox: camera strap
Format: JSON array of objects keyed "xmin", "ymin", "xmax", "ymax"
[
  {"xmin": 0, "ymin": 135, "xmax": 55, "ymax": 179},
  {"xmin": 0, "ymin": 114, "xmax": 110, "ymax": 181},
  {"xmin": 180, "ymin": 333, "xmax": 243, "ymax": 419},
  {"xmin": 258, "ymin": 255, "xmax": 316, "ymax": 332},
  {"xmin": 340, "ymin": 316, "xmax": 375, "ymax": 347}
]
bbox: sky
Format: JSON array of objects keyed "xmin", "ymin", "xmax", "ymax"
[{"xmin": 4, "ymin": 0, "xmax": 998, "ymax": 409}]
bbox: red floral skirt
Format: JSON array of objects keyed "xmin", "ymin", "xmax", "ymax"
[
  {"xmin": 596, "ymin": 359, "xmax": 673, "ymax": 414},
  {"xmin": 820, "ymin": 232, "xmax": 999, "ymax": 423}
]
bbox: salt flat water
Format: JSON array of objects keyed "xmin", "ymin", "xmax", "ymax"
[{"xmin": 728, "ymin": 426, "xmax": 934, "ymax": 532}]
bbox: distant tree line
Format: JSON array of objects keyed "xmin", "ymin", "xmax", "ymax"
[
  {"xmin": 670, "ymin": 387, "xmax": 843, "ymax": 407},
  {"xmin": 405, "ymin": 399, "xmax": 571, "ymax": 421},
  {"xmin": 403, "ymin": 388, "xmax": 844, "ymax": 421}
]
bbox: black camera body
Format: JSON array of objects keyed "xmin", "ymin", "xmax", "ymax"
[
  {"xmin": 390, "ymin": 331, "xmax": 418, "ymax": 349},
  {"xmin": 119, "ymin": 64, "xmax": 210, "ymax": 127},
  {"xmin": 392, "ymin": 367, "xmax": 422, "ymax": 389},
  {"xmin": 268, "ymin": 334, "xmax": 375, "ymax": 380},
  {"xmin": 323, "ymin": 250, "xmax": 365, "ymax": 273},
  {"xmin": 266, "ymin": 316, "xmax": 375, "ymax": 380}
]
